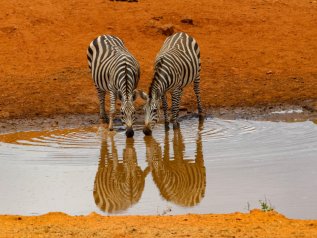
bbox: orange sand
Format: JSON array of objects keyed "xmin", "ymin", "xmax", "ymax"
[
  {"xmin": 1, "ymin": 0, "xmax": 317, "ymax": 119},
  {"xmin": 0, "ymin": 210, "xmax": 317, "ymax": 237}
]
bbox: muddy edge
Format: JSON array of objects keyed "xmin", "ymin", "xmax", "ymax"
[{"xmin": 1, "ymin": 103, "xmax": 317, "ymax": 134}]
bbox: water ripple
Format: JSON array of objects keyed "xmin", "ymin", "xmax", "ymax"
[
  {"xmin": 0, "ymin": 118, "xmax": 317, "ymax": 218},
  {"xmin": 0, "ymin": 119, "xmax": 316, "ymax": 165}
]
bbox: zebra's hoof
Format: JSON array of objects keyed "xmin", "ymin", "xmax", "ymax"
[
  {"xmin": 143, "ymin": 127, "xmax": 152, "ymax": 136},
  {"xmin": 165, "ymin": 122, "xmax": 170, "ymax": 130},
  {"xmin": 109, "ymin": 128, "xmax": 114, "ymax": 131},
  {"xmin": 100, "ymin": 117, "xmax": 109, "ymax": 124},
  {"xmin": 126, "ymin": 128, "xmax": 134, "ymax": 138},
  {"xmin": 173, "ymin": 122, "xmax": 180, "ymax": 129},
  {"xmin": 198, "ymin": 114, "xmax": 204, "ymax": 121}
]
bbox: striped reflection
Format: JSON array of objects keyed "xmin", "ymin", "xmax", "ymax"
[
  {"xmin": 93, "ymin": 133, "xmax": 149, "ymax": 213},
  {"xmin": 144, "ymin": 121, "xmax": 206, "ymax": 207}
]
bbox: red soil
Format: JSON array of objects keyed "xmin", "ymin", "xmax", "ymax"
[{"xmin": 0, "ymin": 0, "xmax": 316, "ymax": 119}]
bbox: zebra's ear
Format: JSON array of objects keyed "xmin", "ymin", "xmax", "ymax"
[
  {"xmin": 132, "ymin": 89, "xmax": 138, "ymax": 101},
  {"xmin": 138, "ymin": 90, "xmax": 148, "ymax": 101},
  {"xmin": 156, "ymin": 91, "xmax": 162, "ymax": 99}
]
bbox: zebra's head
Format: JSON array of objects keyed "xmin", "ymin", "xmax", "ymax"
[
  {"xmin": 117, "ymin": 90, "xmax": 138, "ymax": 138},
  {"xmin": 139, "ymin": 91, "xmax": 161, "ymax": 136}
]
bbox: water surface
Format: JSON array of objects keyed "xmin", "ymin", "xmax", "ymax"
[{"xmin": 0, "ymin": 119, "xmax": 316, "ymax": 219}]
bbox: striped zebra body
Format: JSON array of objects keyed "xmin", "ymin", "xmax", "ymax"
[
  {"xmin": 87, "ymin": 35, "xmax": 140, "ymax": 137},
  {"xmin": 141, "ymin": 32, "xmax": 203, "ymax": 135}
]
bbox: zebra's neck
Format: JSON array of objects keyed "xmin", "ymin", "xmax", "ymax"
[
  {"xmin": 117, "ymin": 75, "xmax": 134, "ymax": 101},
  {"xmin": 149, "ymin": 77, "xmax": 165, "ymax": 100}
]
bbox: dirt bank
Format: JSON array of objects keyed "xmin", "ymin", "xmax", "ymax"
[
  {"xmin": 1, "ymin": 105, "xmax": 317, "ymax": 135},
  {"xmin": 1, "ymin": 0, "xmax": 317, "ymax": 119},
  {"xmin": 0, "ymin": 210, "xmax": 317, "ymax": 238}
]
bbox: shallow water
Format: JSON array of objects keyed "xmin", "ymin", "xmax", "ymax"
[{"xmin": 0, "ymin": 118, "xmax": 316, "ymax": 219}]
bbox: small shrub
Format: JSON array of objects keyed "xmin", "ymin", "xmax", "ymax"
[{"xmin": 259, "ymin": 198, "xmax": 274, "ymax": 212}]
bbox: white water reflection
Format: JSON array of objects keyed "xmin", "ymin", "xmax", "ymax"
[{"xmin": 0, "ymin": 119, "xmax": 316, "ymax": 218}]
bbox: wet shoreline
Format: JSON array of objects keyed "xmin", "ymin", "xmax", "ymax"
[{"xmin": 1, "ymin": 104, "xmax": 316, "ymax": 135}]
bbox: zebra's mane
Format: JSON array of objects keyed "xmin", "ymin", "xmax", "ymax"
[
  {"xmin": 148, "ymin": 80, "xmax": 155, "ymax": 99},
  {"xmin": 149, "ymin": 58, "xmax": 164, "ymax": 99},
  {"xmin": 124, "ymin": 60, "xmax": 128, "ymax": 99}
]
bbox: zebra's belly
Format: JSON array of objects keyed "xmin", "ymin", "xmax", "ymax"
[
  {"xmin": 93, "ymin": 79, "xmax": 111, "ymax": 92},
  {"xmin": 91, "ymin": 69, "xmax": 112, "ymax": 91},
  {"xmin": 165, "ymin": 77, "xmax": 195, "ymax": 93}
]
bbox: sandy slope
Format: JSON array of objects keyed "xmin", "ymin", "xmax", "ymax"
[
  {"xmin": 0, "ymin": 210, "xmax": 317, "ymax": 238},
  {"xmin": 0, "ymin": 0, "xmax": 317, "ymax": 119}
]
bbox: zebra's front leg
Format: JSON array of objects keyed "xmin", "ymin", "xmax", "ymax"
[
  {"xmin": 97, "ymin": 88, "xmax": 109, "ymax": 124},
  {"xmin": 162, "ymin": 94, "xmax": 169, "ymax": 130},
  {"xmin": 171, "ymin": 89, "xmax": 183, "ymax": 129},
  {"xmin": 194, "ymin": 76, "xmax": 204, "ymax": 121},
  {"xmin": 108, "ymin": 91, "xmax": 116, "ymax": 131}
]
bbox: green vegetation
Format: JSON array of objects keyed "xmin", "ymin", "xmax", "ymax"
[{"xmin": 259, "ymin": 198, "xmax": 274, "ymax": 212}]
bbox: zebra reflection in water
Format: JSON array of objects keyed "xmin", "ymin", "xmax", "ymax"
[
  {"xmin": 144, "ymin": 121, "xmax": 206, "ymax": 207},
  {"xmin": 93, "ymin": 133, "xmax": 149, "ymax": 213}
]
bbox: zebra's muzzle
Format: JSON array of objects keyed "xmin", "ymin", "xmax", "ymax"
[
  {"xmin": 126, "ymin": 128, "xmax": 134, "ymax": 138},
  {"xmin": 143, "ymin": 127, "xmax": 152, "ymax": 136}
]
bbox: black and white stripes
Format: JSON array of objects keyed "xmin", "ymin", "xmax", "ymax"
[
  {"xmin": 140, "ymin": 32, "xmax": 203, "ymax": 135},
  {"xmin": 87, "ymin": 32, "xmax": 203, "ymax": 137},
  {"xmin": 87, "ymin": 35, "xmax": 140, "ymax": 137}
]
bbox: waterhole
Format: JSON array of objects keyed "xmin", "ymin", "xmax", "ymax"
[{"xmin": 0, "ymin": 118, "xmax": 316, "ymax": 219}]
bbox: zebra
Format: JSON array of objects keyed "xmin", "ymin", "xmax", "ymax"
[
  {"xmin": 144, "ymin": 121, "xmax": 205, "ymax": 206},
  {"xmin": 93, "ymin": 132, "xmax": 149, "ymax": 213},
  {"xmin": 87, "ymin": 35, "xmax": 140, "ymax": 137},
  {"xmin": 139, "ymin": 32, "xmax": 203, "ymax": 136}
]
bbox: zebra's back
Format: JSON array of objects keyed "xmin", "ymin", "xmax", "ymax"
[
  {"xmin": 154, "ymin": 32, "xmax": 200, "ymax": 90},
  {"xmin": 87, "ymin": 35, "xmax": 140, "ymax": 91}
]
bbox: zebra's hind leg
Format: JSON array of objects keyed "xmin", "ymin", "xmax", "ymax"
[
  {"xmin": 194, "ymin": 76, "xmax": 204, "ymax": 121},
  {"xmin": 108, "ymin": 91, "xmax": 116, "ymax": 131},
  {"xmin": 162, "ymin": 94, "xmax": 169, "ymax": 130},
  {"xmin": 171, "ymin": 89, "xmax": 183, "ymax": 129},
  {"xmin": 97, "ymin": 88, "xmax": 109, "ymax": 124}
]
